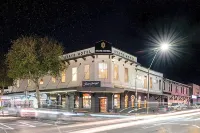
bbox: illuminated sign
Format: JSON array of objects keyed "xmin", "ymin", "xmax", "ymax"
[
  {"xmin": 82, "ymin": 81, "xmax": 101, "ymax": 87},
  {"xmin": 95, "ymin": 41, "xmax": 112, "ymax": 53},
  {"xmin": 192, "ymin": 95, "xmax": 197, "ymax": 99}
]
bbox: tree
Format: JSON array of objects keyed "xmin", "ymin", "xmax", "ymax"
[
  {"xmin": 0, "ymin": 54, "xmax": 13, "ymax": 96},
  {"xmin": 6, "ymin": 36, "xmax": 65, "ymax": 108}
]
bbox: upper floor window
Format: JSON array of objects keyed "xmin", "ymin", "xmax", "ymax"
[
  {"xmin": 144, "ymin": 76, "xmax": 147, "ymax": 88},
  {"xmin": 40, "ymin": 78, "xmax": 44, "ymax": 84},
  {"xmin": 84, "ymin": 65, "xmax": 90, "ymax": 80},
  {"xmin": 16, "ymin": 80, "xmax": 20, "ymax": 88},
  {"xmin": 72, "ymin": 67, "xmax": 77, "ymax": 81},
  {"xmin": 171, "ymin": 84, "xmax": 172, "ymax": 92},
  {"xmin": 159, "ymin": 80, "xmax": 161, "ymax": 90},
  {"xmin": 28, "ymin": 79, "xmax": 31, "ymax": 86},
  {"xmin": 99, "ymin": 63, "xmax": 108, "ymax": 79},
  {"xmin": 163, "ymin": 82, "xmax": 165, "ymax": 90},
  {"xmin": 176, "ymin": 86, "xmax": 178, "ymax": 93},
  {"xmin": 150, "ymin": 77, "xmax": 152, "ymax": 88},
  {"xmin": 113, "ymin": 64, "xmax": 119, "ymax": 80},
  {"xmin": 61, "ymin": 70, "xmax": 66, "ymax": 83},
  {"xmin": 124, "ymin": 68, "xmax": 129, "ymax": 82},
  {"xmin": 52, "ymin": 77, "xmax": 56, "ymax": 83}
]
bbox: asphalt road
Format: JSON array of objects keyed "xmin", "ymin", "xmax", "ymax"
[{"xmin": 1, "ymin": 111, "xmax": 200, "ymax": 133}]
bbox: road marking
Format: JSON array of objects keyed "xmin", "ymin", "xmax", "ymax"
[
  {"xmin": 18, "ymin": 122, "xmax": 36, "ymax": 127},
  {"xmin": 0, "ymin": 123, "xmax": 14, "ymax": 130},
  {"xmin": 192, "ymin": 125, "xmax": 200, "ymax": 128}
]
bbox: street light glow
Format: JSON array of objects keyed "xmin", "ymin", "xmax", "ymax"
[{"xmin": 160, "ymin": 42, "xmax": 169, "ymax": 51}]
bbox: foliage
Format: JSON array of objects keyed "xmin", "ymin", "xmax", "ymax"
[{"xmin": 6, "ymin": 36, "xmax": 65, "ymax": 107}]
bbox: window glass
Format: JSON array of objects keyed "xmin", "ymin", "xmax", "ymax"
[
  {"xmin": 113, "ymin": 64, "xmax": 119, "ymax": 80},
  {"xmin": 75, "ymin": 96, "xmax": 79, "ymax": 108},
  {"xmin": 125, "ymin": 95, "xmax": 128, "ymax": 108},
  {"xmin": 99, "ymin": 63, "xmax": 108, "ymax": 79},
  {"xmin": 84, "ymin": 65, "xmax": 90, "ymax": 80},
  {"xmin": 40, "ymin": 78, "xmax": 44, "ymax": 84},
  {"xmin": 72, "ymin": 67, "xmax": 77, "ymax": 81},
  {"xmin": 52, "ymin": 77, "xmax": 56, "ymax": 83},
  {"xmin": 124, "ymin": 68, "xmax": 129, "ymax": 82},
  {"xmin": 83, "ymin": 93, "xmax": 91, "ymax": 109},
  {"xmin": 28, "ymin": 79, "xmax": 31, "ymax": 86},
  {"xmin": 114, "ymin": 94, "xmax": 120, "ymax": 108},
  {"xmin": 61, "ymin": 70, "xmax": 66, "ymax": 82},
  {"xmin": 144, "ymin": 76, "xmax": 147, "ymax": 88},
  {"xmin": 150, "ymin": 77, "xmax": 152, "ymax": 88},
  {"xmin": 16, "ymin": 80, "xmax": 20, "ymax": 87}
]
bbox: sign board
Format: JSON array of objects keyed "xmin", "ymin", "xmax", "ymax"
[
  {"xmin": 82, "ymin": 81, "xmax": 101, "ymax": 87},
  {"xmin": 95, "ymin": 41, "xmax": 112, "ymax": 53},
  {"xmin": 192, "ymin": 95, "xmax": 197, "ymax": 99}
]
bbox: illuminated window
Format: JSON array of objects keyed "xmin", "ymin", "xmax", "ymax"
[
  {"xmin": 83, "ymin": 94, "xmax": 91, "ymax": 109},
  {"xmin": 150, "ymin": 77, "xmax": 152, "ymax": 88},
  {"xmin": 40, "ymin": 78, "xmax": 44, "ymax": 84},
  {"xmin": 61, "ymin": 70, "xmax": 66, "ymax": 83},
  {"xmin": 16, "ymin": 80, "xmax": 20, "ymax": 87},
  {"xmin": 125, "ymin": 95, "xmax": 128, "ymax": 108},
  {"xmin": 131, "ymin": 95, "xmax": 135, "ymax": 107},
  {"xmin": 144, "ymin": 76, "xmax": 147, "ymax": 88},
  {"xmin": 28, "ymin": 79, "xmax": 31, "ymax": 86},
  {"xmin": 84, "ymin": 65, "xmax": 90, "ymax": 80},
  {"xmin": 75, "ymin": 96, "xmax": 79, "ymax": 108},
  {"xmin": 52, "ymin": 77, "xmax": 56, "ymax": 83},
  {"xmin": 124, "ymin": 68, "xmax": 129, "ymax": 82},
  {"xmin": 72, "ymin": 67, "xmax": 77, "ymax": 81},
  {"xmin": 114, "ymin": 94, "xmax": 120, "ymax": 108},
  {"xmin": 113, "ymin": 64, "xmax": 119, "ymax": 80},
  {"xmin": 99, "ymin": 63, "xmax": 108, "ymax": 79}
]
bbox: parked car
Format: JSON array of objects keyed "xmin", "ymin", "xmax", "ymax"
[
  {"xmin": 170, "ymin": 103, "xmax": 188, "ymax": 110},
  {"xmin": 157, "ymin": 105, "xmax": 170, "ymax": 113}
]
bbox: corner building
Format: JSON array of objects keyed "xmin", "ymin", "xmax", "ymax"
[{"xmin": 6, "ymin": 41, "xmax": 164, "ymax": 112}]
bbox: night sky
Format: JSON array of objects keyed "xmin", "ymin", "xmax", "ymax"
[{"xmin": 1, "ymin": 0, "xmax": 200, "ymax": 84}]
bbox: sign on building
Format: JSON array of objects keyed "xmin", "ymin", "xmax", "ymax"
[{"xmin": 82, "ymin": 81, "xmax": 101, "ymax": 87}]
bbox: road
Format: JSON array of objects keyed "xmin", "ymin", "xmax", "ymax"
[{"xmin": 0, "ymin": 110, "xmax": 200, "ymax": 133}]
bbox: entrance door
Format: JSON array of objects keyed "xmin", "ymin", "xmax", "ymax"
[{"xmin": 99, "ymin": 98, "xmax": 107, "ymax": 113}]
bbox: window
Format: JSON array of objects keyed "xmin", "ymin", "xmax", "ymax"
[
  {"xmin": 52, "ymin": 77, "xmax": 56, "ymax": 83},
  {"xmin": 114, "ymin": 94, "xmax": 120, "ymax": 108},
  {"xmin": 171, "ymin": 84, "xmax": 172, "ymax": 92},
  {"xmin": 72, "ymin": 67, "xmax": 77, "ymax": 81},
  {"xmin": 163, "ymin": 82, "xmax": 165, "ymax": 90},
  {"xmin": 28, "ymin": 79, "xmax": 31, "ymax": 86},
  {"xmin": 186, "ymin": 88, "xmax": 187, "ymax": 94},
  {"xmin": 176, "ymin": 86, "xmax": 178, "ymax": 93},
  {"xmin": 183, "ymin": 88, "xmax": 184, "ymax": 94},
  {"xmin": 83, "ymin": 93, "xmax": 91, "ymax": 109},
  {"xmin": 150, "ymin": 77, "xmax": 152, "ymax": 88},
  {"xmin": 40, "ymin": 79, "xmax": 44, "ymax": 84},
  {"xmin": 113, "ymin": 64, "xmax": 119, "ymax": 80},
  {"xmin": 84, "ymin": 65, "xmax": 90, "ymax": 80},
  {"xmin": 125, "ymin": 95, "xmax": 128, "ymax": 108},
  {"xmin": 124, "ymin": 68, "xmax": 129, "ymax": 82},
  {"xmin": 61, "ymin": 70, "xmax": 66, "ymax": 82},
  {"xmin": 169, "ymin": 83, "xmax": 171, "ymax": 91},
  {"xmin": 75, "ymin": 96, "xmax": 79, "ymax": 108},
  {"xmin": 181, "ymin": 87, "xmax": 183, "ymax": 93},
  {"xmin": 16, "ymin": 80, "xmax": 20, "ymax": 88},
  {"xmin": 99, "ymin": 63, "xmax": 108, "ymax": 79},
  {"xmin": 159, "ymin": 80, "xmax": 161, "ymax": 90},
  {"xmin": 144, "ymin": 76, "xmax": 147, "ymax": 88}
]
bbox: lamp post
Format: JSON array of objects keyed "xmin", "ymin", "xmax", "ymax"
[{"xmin": 147, "ymin": 43, "xmax": 169, "ymax": 114}]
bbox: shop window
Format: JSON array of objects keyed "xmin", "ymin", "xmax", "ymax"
[
  {"xmin": 61, "ymin": 70, "xmax": 66, "ymax": 83},
  {"xmin": 144, "ymin": 76, "xmax": 147, "ymax": 88},
  {"xmin": 113, "ymin": 64, "xmax": 119, "ymax": 80},
  {"xmin": 72, "ymin": 67, "xmax": 77, "ymax": 81},
  {"xmin": 99, "ymin": 63, "xmax": 108, "ymax": 79},
  {"xmin": 83, "ymin": 94, "xmax": 91, "ymax": 109},
  {"xmin": 124, "ymin": 68, "xmax": 129, "ymax": 82},
  {"xmin": 125, "ymin": 95, "xmax": 128, "ymax": 108},
  {"xmin": 131, "ymin": 95, "xmax": 135, "ymax": 107},
  {"xmin": 150, "ymin": 77, "xmax": 152, "ymax": 88},
  {"xmin": 114, "ymin": 94, "xmax": 120, "ymax": 108},
  {"xmin": 40, "ymin": 78, "xmax": 44, "ymax": 84},
  {"xmin": 52, "ymin": 77, "xmax": 56, "ymax": 83},
  {"xmin": 75, "ymin": 96, "xmax": 79, "ymax": 108},
  {"xmin": 84, "ymin": 65, "xmax": 90, "ymax": 80}
]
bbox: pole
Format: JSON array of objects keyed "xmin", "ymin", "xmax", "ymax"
[
  {"xmin": 147, "ymin": 50, "xmax": 159, "ymax": 114},
  {"xmin": 135, "ymin": 68, "xmax": 138, "ymax": 109}
]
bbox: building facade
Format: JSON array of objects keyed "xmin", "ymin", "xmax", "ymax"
[
  {"xmin": 189, "ymin": 84, "xmax": 200, "ymax": 104},
  {"xmin": 3, "ymin": 40, "xmax": 164, "ymax": 112}
]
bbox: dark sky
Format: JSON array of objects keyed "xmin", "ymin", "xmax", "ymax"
[{"xmin": 1, "ymin": 0, "xmax": 200, "ymax": 84}]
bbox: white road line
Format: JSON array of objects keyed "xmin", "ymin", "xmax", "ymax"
[
  {"xmin": 18, "ymin": 122, "xmax": 36, "ymax": 127},
  {"xmin": 0, "ymin": 123, "xmax": 14, "ymax": 130},
  {"xmin": 192, "ymin": 125, "xmax": 200, "ymax": 128}
]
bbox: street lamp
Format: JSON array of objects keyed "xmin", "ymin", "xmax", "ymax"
[{"xmin": 147, "ymin": 42, "xmax": 170, "ymax": 114}]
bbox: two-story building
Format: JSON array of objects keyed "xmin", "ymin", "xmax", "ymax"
[
  {"xmin": 163, "ymin": 78, "xmax": 190, "ymax": 105},
  {"xmin": 189, "ymin": 83, "xmax": 200, "ymax": 104},
  {"xmin": 3, "ymin": 40, "xmax": 164, "ymax": 112}
]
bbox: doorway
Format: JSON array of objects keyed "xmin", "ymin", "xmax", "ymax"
[{"xmin": 99, "ymin": 97, "xmax": 107, "ymax": 113}]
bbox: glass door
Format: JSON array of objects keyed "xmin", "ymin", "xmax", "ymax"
[{"xmin": 99, "ymin": 98, "xmax": 107, "ymax": 113}]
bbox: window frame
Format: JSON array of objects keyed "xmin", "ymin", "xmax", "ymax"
[
  {"xmin": 98, "ymin": 62, "xmax": 108, "ymax": 79},
  {"xmin": 84, "ymin": 65, "xmax": 90, "ymax": 80},
  {"xmin": 72, "ymin": 67, "xmax": 78, "ymax": 81}
]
